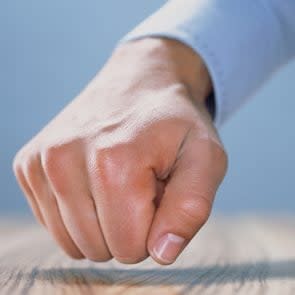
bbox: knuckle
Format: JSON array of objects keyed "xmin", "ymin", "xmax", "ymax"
[
  {"xmin": 198, "ymin": 136, "xmax": 229, "ymax": 181},
  {"xmin": 12, "ymin": 156, "xmax": 23, "ymax": 181},
  {"xmin": 41, "ymin": 145, "xmax": 67, "ymax": 176},
  {"xmin": 41, "ymin": 145, "xmax": 70, "ymax": 195},
  {"xmin": 13, "ymin": 164, "xmax": 28, "ymax": 195},
  {"xmin": 209, "ymin": 140, "xmax": 228, "ymax": 176},
  {"xmin": 215, "ymin": 144, "xmax": 228, "ymax": 175},
  {"xmin": 177, "ymin": 196, "xmax": 212, "ymax": 227},
  {"xmin": 25, "ymin": 154, "xmax": 40, "ymax": 183},
  {"xmin": 194, "ymin": 196, "xmax": 212, "ymax": 225},
  {"xmin": 13, "ymin": 141, "xmax": 37, "ymax": 174},
  {"xmin": 12, "ymin": 147, "xmax": 28, "ymax": 178},
  {"xmin": 94, "ymin": 145, "xmax": 130, "ymax": 187},
  {"xmin": 14, "ymin": 150, "xmax": 41, "ymax": 191},
  {"xmin": 95, "ymin": 145, "xmax": 123, "ymax": 168}
]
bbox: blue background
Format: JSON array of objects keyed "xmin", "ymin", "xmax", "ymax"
[{"xmin": 1, "ymin": 0, "xmax": 294, "ymax": 215}]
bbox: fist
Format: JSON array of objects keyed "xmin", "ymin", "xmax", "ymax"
[{"xmin": 13, "ymin": 39, "xmax": 227, "ymax": 265}]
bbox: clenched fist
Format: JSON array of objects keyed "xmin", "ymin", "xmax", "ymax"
[{"xmin": 13, "ymin": 38, "xmax": 227, "ymax": 265}]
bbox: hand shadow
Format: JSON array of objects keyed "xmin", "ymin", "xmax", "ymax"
[{"xmin": 15, "ymin": 259, "xmax": 295, "ymax": 293}]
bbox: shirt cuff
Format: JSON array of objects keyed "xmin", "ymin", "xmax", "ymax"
[{"xmin": 119, "ymin": 0, "xmax": 289, "ymax": 127}]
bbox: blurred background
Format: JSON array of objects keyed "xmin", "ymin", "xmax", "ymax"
[{"xmin": 1, "ymin": 0, "xmax": 294, "ymax": 216}]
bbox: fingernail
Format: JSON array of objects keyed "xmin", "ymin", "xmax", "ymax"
[{"xmin": 152, "ymin": 233, "xmax": 186, "ymax": 264}]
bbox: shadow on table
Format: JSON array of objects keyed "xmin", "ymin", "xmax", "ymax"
[{"xmin": 18, "ymin": 259, "xmax": 295, "ymax": 292}]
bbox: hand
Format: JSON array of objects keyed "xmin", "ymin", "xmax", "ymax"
[{"xmin": 13, "ymin": 38, "xmax": 227, "ymax": 265}]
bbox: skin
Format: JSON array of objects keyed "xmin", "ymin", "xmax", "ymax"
[{"xmin": 13, "ymin": 38, "xmax": 228, "ymax": 265}]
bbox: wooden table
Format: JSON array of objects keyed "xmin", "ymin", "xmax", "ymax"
[{"xmin": 1, "ymin": 215, "xmax": 295, "ymax": 294}]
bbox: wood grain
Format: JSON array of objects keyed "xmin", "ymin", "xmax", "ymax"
[{"xmin": 1, "ymin": 215, "xmax": 295, "ymax": 295}]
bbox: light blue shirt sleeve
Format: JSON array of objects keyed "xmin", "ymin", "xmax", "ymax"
[{"xmin": 120, "ymin": 0, "xmax": 295, "ymax": 127}]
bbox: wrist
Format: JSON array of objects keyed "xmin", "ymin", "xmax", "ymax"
[{"xmin": 112, "ymin": 38, "xmax": 212, "ymax": 104}]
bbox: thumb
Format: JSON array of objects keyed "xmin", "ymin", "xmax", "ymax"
[{"xmin": 148, "ymin": 132, "xmax": 227, "ymax": 265}]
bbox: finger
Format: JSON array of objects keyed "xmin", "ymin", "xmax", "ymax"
[
  {"xmin": 13, "ymin": 161, "xmax": 45, "ymax": 226},
  {"xmin": 27, "ymin": 152, "xmax": 84, "ymax": 259},
  {"xmin": 42, "ymin": 145, "xmax": 112, "ymax": 261},
  {"xmin": 88, "ymin": 146, "xmax": 156, "ymax": 264},
  {"xmin": 148, "ymin": 132, "xmax": 227, "ymax": 265}
]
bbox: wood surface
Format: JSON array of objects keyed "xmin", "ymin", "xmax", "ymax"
[{"xmin": 1, "ymin": 215, "xmax": 295, "ymax": 294}]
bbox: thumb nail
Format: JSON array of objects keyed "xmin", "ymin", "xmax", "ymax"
[{"xmin": 151, "ymin": 233, "xmax": 186, "ymax": 264}]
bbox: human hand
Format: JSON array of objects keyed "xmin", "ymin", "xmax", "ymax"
[{"xmin": 13, "ymin": 38, "xmax": 227, "ymax": 265}]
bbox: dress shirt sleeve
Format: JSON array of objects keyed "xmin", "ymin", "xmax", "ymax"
[{"xmin": 119, "ymin": 0, "xmax": 295, "ymax": 127}]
